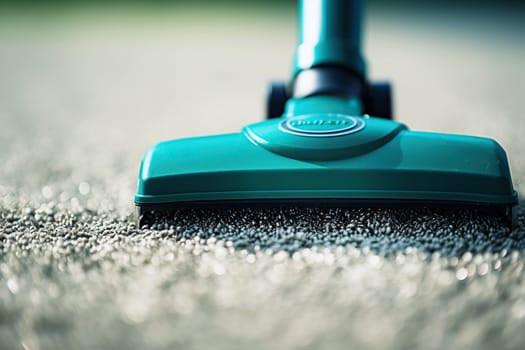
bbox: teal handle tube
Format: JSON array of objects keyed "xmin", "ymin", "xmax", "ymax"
[{"xmin": 293, "ymin": 0, "xmax": 366, "ymax": 78}]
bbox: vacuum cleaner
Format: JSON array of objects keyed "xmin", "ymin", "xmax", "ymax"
[{"xmin": 135, "ymin": 0, "xmax": 518, "ymax": 227}]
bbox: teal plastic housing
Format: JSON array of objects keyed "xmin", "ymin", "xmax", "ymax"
[
  {"xmin": 135, "ymin": 0, "xmax": 518, "ymax": 216},
  {"xmin": 135, "ymin": 96, "xmax": 517, "ymax": 208},
  {"xmin": 293, "ymin": 0, "xmax": 366, "ymax": 77}
]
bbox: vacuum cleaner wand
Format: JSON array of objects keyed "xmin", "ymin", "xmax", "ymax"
[
  {"xmin": 292, "ymin": 0, "xmax": 365, "ymax": 99},
  {"xmin": 268, "ymin": 0, "xmax": 391, "ymax": 120}
]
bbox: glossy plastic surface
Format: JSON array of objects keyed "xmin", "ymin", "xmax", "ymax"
[
  {"xmin": 293, "ymin": 0, "xmax": 366, "ymax": 77},
  {"xmin": 135, "ymin": 106, "xmax": 517, "ymax": 207}
]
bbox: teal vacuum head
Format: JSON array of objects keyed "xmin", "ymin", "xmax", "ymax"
[{"xmin": 135, "ymin": 0, "xmax": 518, "ymax": 227}]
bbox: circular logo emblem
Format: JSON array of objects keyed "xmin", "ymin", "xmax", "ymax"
[{"xmin": 278, "ymin": 114, "xmax": 365, "ymax": 137}]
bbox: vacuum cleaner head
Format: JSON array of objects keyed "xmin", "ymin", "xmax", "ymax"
[
  {"xmin": 136, "ymin": 96, "xmax": 517, "ymax": 225},
  {"xmin": 135, "ymin": 0, "xmax": 518, "ymax": 228}
]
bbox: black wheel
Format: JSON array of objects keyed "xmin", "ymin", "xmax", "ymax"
[
  {"xmin": 266, "ymin": 81, "xmax": 288, "ymax": 119},
  {"xmin": 366, "ymin": 81, "xmax": 393, "ymax": 120}
]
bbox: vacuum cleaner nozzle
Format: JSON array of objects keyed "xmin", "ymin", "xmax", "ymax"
[{"xmin": 135, "ymin": 0, "xmax": 518, "ymax": 228}]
